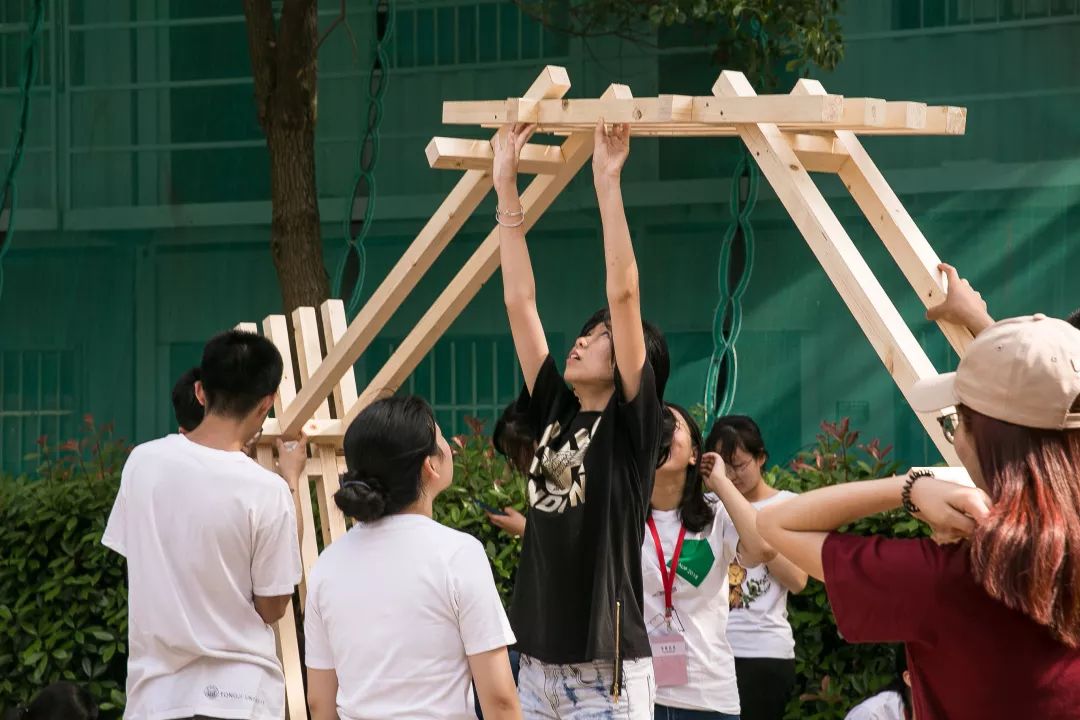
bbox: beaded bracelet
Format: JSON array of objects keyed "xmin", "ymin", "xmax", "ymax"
[{"xmin": 902, "ymin": 469, "xmax": 933, "ymax": 514}]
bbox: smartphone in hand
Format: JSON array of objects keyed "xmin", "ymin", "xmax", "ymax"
[{"xmin": 473, "ymin": 499, "xmax": 508, "ymax": 516}]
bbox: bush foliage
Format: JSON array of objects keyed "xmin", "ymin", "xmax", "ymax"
[{"xmin": 0, "ymin": 418, "xmax": 130, "ymax": 718}]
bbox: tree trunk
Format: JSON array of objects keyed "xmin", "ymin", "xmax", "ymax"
[
  {"xmin": 243, "ymin": 0, "xmax": 329, "ymax": 315},
  {"xmin": 267, "ymin": 121, "xmax": 328, "ymax": 313}
]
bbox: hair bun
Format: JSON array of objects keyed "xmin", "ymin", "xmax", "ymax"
[{"xmin": 334, "ymin": 471, "xmax": 390, "ymax": 522}]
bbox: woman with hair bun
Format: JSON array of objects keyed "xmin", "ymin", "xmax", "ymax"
[{"xmin": 303, "ymin": 396, "xmax": 522, "ymax": 720}]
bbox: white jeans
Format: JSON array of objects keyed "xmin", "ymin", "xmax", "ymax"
[{"xmin": 518, "ymin": 654, "xmax": 655, "ymax": 720}]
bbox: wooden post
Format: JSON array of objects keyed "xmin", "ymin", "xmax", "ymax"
[
  {"xmin": 342, "ymin": 84, "xmax": 631, "ymax": 426},
  {"xmin": 713, "ymin": 70, "xmax": 961, "ymax": 463},
  {"xmin": 255, "ymin": 444, "xmax": 307, "ymax": 720},
  {"xmin": 289, "ymin": 307, "xmax": 328, "ymax": 603},
  {"xmin": 790, "ymin": 79, "xmax": 974, "ymax": 356}
]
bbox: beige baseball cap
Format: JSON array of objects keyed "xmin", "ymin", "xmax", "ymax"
[{"xmin": 909, "ymin": 314, "xmax": 1080, "ymax": 430}]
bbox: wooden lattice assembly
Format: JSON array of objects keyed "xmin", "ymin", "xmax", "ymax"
[{"xmin": 235, "ymin": 66, "xmax": 971, "ymax": 717}]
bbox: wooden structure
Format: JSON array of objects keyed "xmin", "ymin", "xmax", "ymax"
[{"xmin": 234, "ymin": 67, "xmax": 971, "ymax": 717}]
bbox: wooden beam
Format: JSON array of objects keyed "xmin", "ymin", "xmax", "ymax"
[
  {"xmin": 235, "ymin": 322, "xmax": 258, "ymax": 333},
  {"xmin": 344, "ymin": 84, "xmax": 630, "ymax": 426},
  {"xmin": 262, "ymin": 315, "xmax": 296, "ymax": 421},
  {"xmin": 315, "ymin": 299, "xmax": 351, "ymax": 545},
  {"xmin": 838, "ymin": 98, "xmax": 886, "ymax": 128},
  {"xmin": 693, "ymin": 94, "xmax": 844, "ymax": 123},
  {"xmin": 791, "ymin": 79, "xmax": 974, "ymax": 356},
  {"xmin": 784, "ymin": 132, "xmax": 851, "ymax": 173},
  {"xmin": 319, "ymin": 299, "xmax": 359, "ymax": 418},
  {"xmin": 256, "ymin": 443, "xmax": 306, "ymax": 720},
  {"xmin": 315, "ymin": 445, "xmax": 348, "ymax": 544},
  {"xmin": 292, "ymin": 306, "xmax": 331, "ymax": 420},
  {"xmin": 859, "ymin": 105, "xmax": 966, "ymax": 135},
  {"xmin": 273, "ymin": 602, "xmax": 306, "ymax": 719},
  {"xmin": 260, "ymin": 417, "xmax": 343, "ymax": 442},
  {"xmin": 447, "ymin": 90, "xmax": 670, "ymax": 125},
  {"xmin": 289, "ymin": 307, "xmax": 327, "ymax": 603},
  {"xmin": 274, "ymin": 66, "xmax": 574, "ymax": 437},
  {"xmin": 714, "ymin": 70, "xmax": 960, "ymax": 462},
  {"xmin": 426, "ymin": 137, "xmax": 565, "ymax": 174},
  {"xmin": 885, "ymin": 101, "xmax": 927, "ymax": 130}
]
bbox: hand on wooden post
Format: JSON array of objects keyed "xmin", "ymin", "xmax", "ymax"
[
  {"xmin": 276, "ymin": 432, "xmax": 310, "ymax": 494},
  {"xmin": 926, "ymin": 262, "xmax": 993, "ymax": 336},
  {"xmin": 592, "ymin": 119, "xmax": 630, "ymax": 186},
  {"xmin": 491, "ymin": 123, "xmax": 536, "ymax": 196}
]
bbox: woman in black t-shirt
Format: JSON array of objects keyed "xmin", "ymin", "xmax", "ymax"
[{"xmin": 491, "ymin": 120, "xmax": 668, "ymax": 719}]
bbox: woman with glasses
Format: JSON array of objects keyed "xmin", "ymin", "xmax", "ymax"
[
  {"xmin": 755, "ymin": 315, "xmax": 1080, "ymax": 718},
  {"xmin": 704, "ymin": 417, "xmax": 807, "ymax": 720}
]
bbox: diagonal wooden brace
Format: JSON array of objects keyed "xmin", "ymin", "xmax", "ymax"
[{"xmin": 714, "ymin": 70, "xmax": 960, "ymax": 463}]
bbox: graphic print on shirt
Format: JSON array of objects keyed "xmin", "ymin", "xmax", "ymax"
[
  {"xmin": 671, "ymin": 539, "xmax": 715, "ymax": 588},
  {"xmin": 728, "ymin": 560, "xmax": 771, "ymax": 610},
  {"xmin": 527, "ymin": 416, "xmax": 602, "ymax": 514}
]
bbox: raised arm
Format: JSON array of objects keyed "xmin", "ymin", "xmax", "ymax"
[
  {"xmin": 592, "ymin": 121, "xmax": 647, "ymax": 400},
  {"xmin": 493, "ymin": 123, "xmax": 547, "ymax": 393},
  {"xmin": 700, "ymin": 453, "xmax": 776, "ymax": 566},
  {"xmin": 756, "ymin": 476, "xmax": 992, "ymax": 581}
]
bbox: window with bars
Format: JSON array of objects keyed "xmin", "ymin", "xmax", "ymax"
[
  {"xmin": 393, "ymin": 0, "xmax": 569, "ymax": 69},
  {"xmin": 361, "ymin": 333, "xmax": 562, "ymax": 438},
  {"xmin": 0, "ymin": 349, "xmax": 80, "ymax": 475},
  {"xmin": 893, "ymin": 0, "xmax": 1079, "ymax": 29}
]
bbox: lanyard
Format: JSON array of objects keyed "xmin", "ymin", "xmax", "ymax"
[{"xmin": 646, "ymin": 515, "xmax": 687, "ymax": 621}]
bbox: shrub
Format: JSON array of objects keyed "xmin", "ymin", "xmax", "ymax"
[
  {"xmin": 0, "ymin": 418, "xmax": 130, "ymax": 719},
  {"xmin": 435, "ymin": 416, "xmax": 527, "ymax": 603}
]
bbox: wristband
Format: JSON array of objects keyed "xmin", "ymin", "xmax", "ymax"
[{"xmin": 902, "ymin": 469, "xmax": 933, "ymax": 514}]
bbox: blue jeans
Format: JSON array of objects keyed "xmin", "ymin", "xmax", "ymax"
[
  {"xmin": 518, "ymin": 654, "xmax": 655, "ymax": 719},
  {"xmin": 654, "ymin": 706, "xmax": 739, "ymax": 720}
]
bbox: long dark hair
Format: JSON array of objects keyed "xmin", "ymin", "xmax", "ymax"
[
  {"xmin": 656, "ymin": 403, "xmax": 715, "ymax": 533},
  {"xmin": 334, "ymin": 396, "xmax": 442, "ymax": 523},
  {"xmin": 4, "ymin": 683, "xmax": 98, "ymax": 720},
  {"xmin": 963, "ymin": 403, "xmax": 1080, "ymax": 647}
]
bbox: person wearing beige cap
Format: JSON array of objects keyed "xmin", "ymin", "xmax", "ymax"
[{"xmin": 755, "ymin": 314, "xmax": 1080, "ymax": 720}]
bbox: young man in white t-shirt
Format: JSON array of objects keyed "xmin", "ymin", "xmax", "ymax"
[{"xmin": 103, "ymin": 330, "xmax": 305, "ymax": 720}]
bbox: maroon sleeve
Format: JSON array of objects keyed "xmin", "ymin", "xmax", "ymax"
[{"xmin": 822, "ymin": 532, "xmax": 952, "ymax": 644}]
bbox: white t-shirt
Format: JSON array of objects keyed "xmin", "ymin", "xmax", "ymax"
[
  {"xmin": 642, "ymin": 499, "xmax": 747, "ymax": 714},
  {"xmin": 304, "ymin": 514, "xmax": 516, "ymax": 720},
  {"xmin": 844, "ymin": 690, "xmax": 906, "ymax": 720},
  {"xmin": 102, "ymin": 434, "xmax": 302, "ymax": 720},
  {"xmin": 726, "ymin": 490, "xmax": 798, "ymax": 659}
]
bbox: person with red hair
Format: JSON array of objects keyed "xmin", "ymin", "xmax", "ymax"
[{"xmin": 755, "ymin": 313, "xmax": 1080, "ymax": 719}]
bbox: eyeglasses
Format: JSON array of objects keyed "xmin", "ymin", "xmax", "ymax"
[
  {"xmin": 726, "ymin": 457, "xmax": 754, "ymax": 475},
  {"xmin": 937, "ymin": 412, "xmax": 960, "ymax": 444}
]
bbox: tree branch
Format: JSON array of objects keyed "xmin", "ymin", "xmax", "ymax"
[
  {"xmin": 242, "ymin": 0, "xmax": 278, "ymax": 131},
  {"xmin": 317, "ymin": 0, "xmax": 358, "ymax": 59}
]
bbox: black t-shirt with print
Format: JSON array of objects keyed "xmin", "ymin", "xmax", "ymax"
[{"xmin": 509, "ymin": 354, "xmax": 662, "ymax": 664}]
